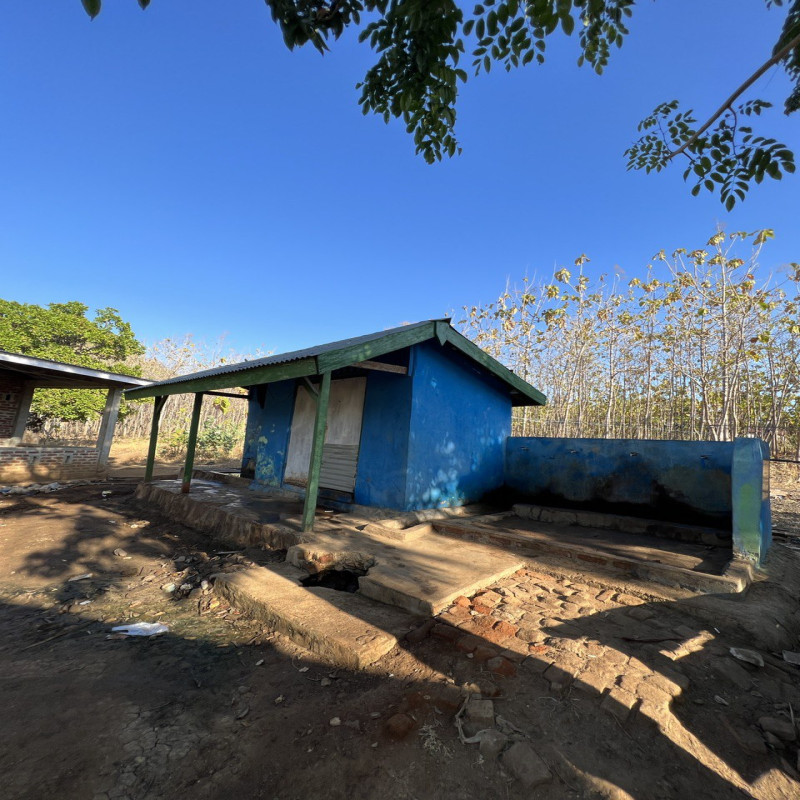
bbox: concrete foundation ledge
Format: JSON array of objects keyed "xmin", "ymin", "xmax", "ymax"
[
  {"xmin": 362, "ymin": 521, "xmax": 434, "ymax": 542},
  {"xmin": 432, "ymin": 519, "xmax": 750, "ymax": 596},
  {"xmin": 135, "ymin": 481, "xmax": 302, "ymax": 551},
  {"xmin": 215, "ymin": 563, "xmax": 414, "ymax": 669},
  {"xmin": 191, "ymin": 469, "xmax": 252, "ymax": 488},
  {"xmin": 512, "ymin": 504, "xmax": 732, "ymax": 547}
]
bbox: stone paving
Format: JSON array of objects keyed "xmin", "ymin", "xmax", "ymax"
[
  {"xmin": 426, "ymin": 565, "xmax": 800, "ymax": 741},
  {"xmin": 427, "ymin": 567, "xmax": 698, "ymax": 728}
]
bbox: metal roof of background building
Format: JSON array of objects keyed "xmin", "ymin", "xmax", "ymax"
[{"xmin": 0, "ymin": 350, "xmax": 151, "ymax": 390}]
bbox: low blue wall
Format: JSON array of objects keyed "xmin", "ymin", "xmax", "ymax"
[
  {"xmin": 505, "ymin": 437, "xmax": 735, "ymax": 529},
  {"xmin": 504, "ymin": 436, "xmax": 771, "ymax": 562}
]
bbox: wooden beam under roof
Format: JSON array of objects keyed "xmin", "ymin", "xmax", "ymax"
[
  {"xmin": 205, "ymin": 390, "xmax": 249, "ymax": 399},
  {"xmin": 352, "ymin": 360, "xmax": 408, "ymax": 375}
]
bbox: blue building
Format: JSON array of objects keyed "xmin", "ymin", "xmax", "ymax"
[
  {"xmin": 241, "ymin": 319, "xmax": 546, "ymax": 511},
  {"xmin": 128, "ymin": 319, "xmax": 545, "ymax": 530}
]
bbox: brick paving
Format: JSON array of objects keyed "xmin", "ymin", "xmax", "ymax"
[
  {"xmin": 428, "ymin": 558, "xmax": 800, "ymax": 786},
  {"xmin": 431, "ymin": 567, "xmax": 695, "ymax": 725}
]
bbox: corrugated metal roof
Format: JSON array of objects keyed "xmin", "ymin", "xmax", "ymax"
[
  {"xmin": 0, "ymin": 349, "xmax": 151, "ymax": 389},
  {"xmin": 140, "ymin": 319, "xmax": 446, "ymax": 388},
  {"xmin": 127, "ymin": 318, "xmax": 547, "ymax": 407}
]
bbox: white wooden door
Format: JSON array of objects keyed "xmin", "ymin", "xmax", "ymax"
[{"xmin": 284, "ymin": 377, "xmax": 366, "ymax": 491}]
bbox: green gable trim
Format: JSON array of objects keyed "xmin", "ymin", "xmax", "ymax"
[
  {"xmin": 316, "ymin": 321, "xmax": 436, "ymax": 373},
  {"xmin": 439, "ymin": 323, "xmax": 547, "ymax": 407}
]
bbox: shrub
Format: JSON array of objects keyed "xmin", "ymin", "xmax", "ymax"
[{"xmin": 159, "ymin": 418, "xmax": 243, "ymax": 461}]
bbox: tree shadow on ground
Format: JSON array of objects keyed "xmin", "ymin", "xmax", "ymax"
[
  {"xmin": 537, "ymin": 596, "xmax": 800, "ymax": 793},
  {"xmin": 2, "ymin": 482, "xmax": 798, "ymax": 799}
]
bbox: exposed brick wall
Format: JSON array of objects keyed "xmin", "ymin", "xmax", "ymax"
[
  {"xmin": 0, "ymin": 446, "xmax": 101, "ymax": 483},
  {"xmin": 0, "ymin": 373, "xmax": 25, "ymax": 439}
]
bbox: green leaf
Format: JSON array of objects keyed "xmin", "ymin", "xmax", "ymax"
[{"xmin": 82, "ymin": 0, "xmax": 101, "ymax": 18}]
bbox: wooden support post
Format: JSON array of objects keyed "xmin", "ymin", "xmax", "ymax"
[
  {"xmin": 144, "ymin": 396, "xmax": 167, "ymax": 483},
  {"xmin": 181, "ymin": 393, "xmax": 204, "ymax": 494},
  {"xmin": 301, "ymin": 372, "xmax": 331, "ymax": 532},
  {"xmin": 96, "ymin": 388, "xmax": 123, "ymax": 470}
]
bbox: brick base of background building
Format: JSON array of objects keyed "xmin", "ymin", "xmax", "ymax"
[{"xmin": 0, "ymin": 446, "xmax": 102, "ymax": 483}]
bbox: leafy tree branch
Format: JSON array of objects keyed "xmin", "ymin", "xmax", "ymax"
[{"xmin": 80, "ymin": 0, "xmax": 799, "ymax": 207}]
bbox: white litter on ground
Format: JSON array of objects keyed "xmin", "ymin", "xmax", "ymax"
[{"xmin": 111, "ymin": 623, "xmax": 169, "ymax": 637}]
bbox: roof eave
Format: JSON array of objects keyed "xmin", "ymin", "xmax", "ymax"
[
  {"xmin": 0, "ymin": 351, "xmax": 151, "ymax": 389},
  {"xmin": 125, "ymin": 356, "xmax": 319, "ymax": 400}
]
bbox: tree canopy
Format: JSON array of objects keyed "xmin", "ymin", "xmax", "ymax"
[
  {"xmin": 460, "ymin": 229, "xmax": 800, "ymax": 457},
  {"xmin": 82, "ymin": 0, "xmax": 799, "ymax": 208},
  {"xmin": 0, "ymin": 299, "xmax": 144, "ymax": 423}
]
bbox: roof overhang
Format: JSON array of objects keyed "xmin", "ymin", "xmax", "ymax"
[
  {"xmin": 125, "ymin": 320, "xmax": 546, "ymax": 407},
  {"xmin": 0, "ymin": 350, "xmax": 151, "ymax": 390}
]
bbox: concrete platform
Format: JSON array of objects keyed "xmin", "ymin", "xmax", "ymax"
[
  {"xmin": 135, "ymin": 479, "xmax": 307, "ymax": 550},
  {"xmin": 215, "ymin": 562, "xmax": 413, "ymax": 669},
  {"xmin": 137, "ymin": 478, "xmax": 525, "ymax": 614},
  {"xmin": 137, "ymin": 475, "xmax": 752, "ymax": 669},
  {"xmin": 432, "ymin": 513, "xmax": 751, "ymax": 595}
]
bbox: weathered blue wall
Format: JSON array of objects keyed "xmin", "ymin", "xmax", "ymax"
[
  {"xmin": 505, "ymin": 437, "xmax": 735, "ymax": 528},
  {"xmin": 353, "ymin": 371, "xmax": 412, "ymax": 509},
  {"xmin": 404, "ymin": 341, "xmax": 511, "ymax": 509},
  {"xmin": 731, "ymin": 437, "xmax": 772, "ymax": 564},
  {"xmin": 242, "ymin": 380, "xmax": 296, "ymax": 488}
]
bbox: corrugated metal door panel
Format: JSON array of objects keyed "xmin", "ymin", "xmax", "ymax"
[{"xmin": 320, "ymin": 443, "xmax": 359, "ymax": 492}]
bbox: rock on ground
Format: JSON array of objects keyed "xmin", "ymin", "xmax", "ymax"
[{"xmin": 501, "ymin": 741, "xmax": 552, "ymax": 789}]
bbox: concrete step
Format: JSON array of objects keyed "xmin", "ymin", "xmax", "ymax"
[
  {"xmin": 357, "ymin": 554, "xmax": 525, "ymax": 616},
  {"xmin": 286, "ymin": 531, "xmax": 527, "ymax": 616},
  {"xmin": 215, "ymin": 562, "xmax": 415, "ymax": 669}
]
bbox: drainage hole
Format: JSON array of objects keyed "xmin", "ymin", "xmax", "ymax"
[{"xmin": 300, "ymin": 568, "xmax": 366, "ymax": 593}]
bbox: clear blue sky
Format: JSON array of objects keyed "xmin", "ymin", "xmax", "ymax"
[{"xmin": 1, "ymin": 1, "xmax": 797, "ymax": 358}]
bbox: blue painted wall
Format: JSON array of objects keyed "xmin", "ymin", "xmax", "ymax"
[
  {"xmin": 353, "ymin": 371, "xmax": 412, "ymax": 508},
  {"xmin": 404, "ymin": 341, "xmax": 511, "ymax": 509},
  {"xmin": 505, "ymin": 437, "xmax": 735, "ymax": 528},
  {"xmin": 731, "ymin": 437, "xmax": 772, "ymax": 564},
  {"xmin": 242, "ymin": 380, "xmax": 296, "ymax": 487}
]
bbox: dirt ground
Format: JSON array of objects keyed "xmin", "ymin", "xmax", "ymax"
[
  {"xmin": 0, "ymin": 475, "xmax": 799, "ymax": 799},
  {"xmin": 106, "ymin": 438, "xmax": 240, "ymax": 479}
]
